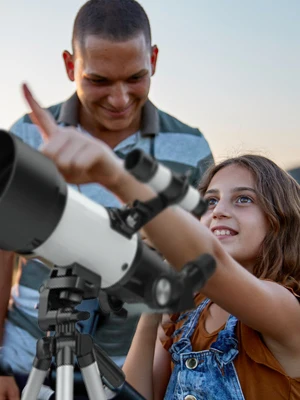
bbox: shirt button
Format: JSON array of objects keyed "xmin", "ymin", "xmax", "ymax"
[
  {"xmin": 184, "ymin": 396, "xmax": 197, "ymax": 400},
  {"xmin": 185, "ymin": 357, "xmax": 198, "ymax": 369}
]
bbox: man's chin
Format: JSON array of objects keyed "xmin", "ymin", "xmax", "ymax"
[
  {"xmin": 100, "ymin": 118, "xmax": 134, "ymax": 133},
  {"xmin": 106, "ymin": 123, "xmax": 129, "ymax": 132}
]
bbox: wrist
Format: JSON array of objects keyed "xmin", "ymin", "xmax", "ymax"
[
  {"xmin": 110, "ymin": 169, "xmax": 157, "ymax": 205},
  {"xmin": 93, "ymin": 157, "xmax": 127, "ymax": 194},
  {"xmin": 137, "ymin": 313, "xmax": 162, "ymax": 332},
  {"xmin": 105, "ymin": 161, "xmax": 130, "ymax": 195},
  {"xmin": 0, "ymin": 354, "xmax": 13, "ymax": 376}
]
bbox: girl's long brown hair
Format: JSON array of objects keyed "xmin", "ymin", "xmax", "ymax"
[{"xmin": 198, "ymin": 155, "xmax": 300, "ymax": 295}]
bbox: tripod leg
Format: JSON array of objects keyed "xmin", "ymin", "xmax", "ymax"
[
  {"xmin": 56, "ymin": 364, "xmax": 74, "ymax": 400},
  {"xmin": 77, "ymin": 334, "xmax": 107, "ymax": 400},
  {"xmin": 80, "ymin": 362, "xmax": 107, "ymax": 400},
  {"xmin": 56, "ymin": 343, "xmax": 75, "ymax": 400},
  {"xmin": 21, "ymin": 337, "xmax": 52, "ymax": 400},
  {"xmin": 21, "ymin": 366, "xmax": 49, "ymax": 400}
]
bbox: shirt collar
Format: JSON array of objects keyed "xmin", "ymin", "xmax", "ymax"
[{"xmin": 57, "ymin": 92, "xmax": 159, "ymax": 136}]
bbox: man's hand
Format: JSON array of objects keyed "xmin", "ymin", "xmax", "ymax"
[
  {"xmin": 22, "ymin": 83, "xmax": 124, "ymax": 190},
  {"xmin": 0, "ymin": 376, "xmax": 19, "ymax": 400}
]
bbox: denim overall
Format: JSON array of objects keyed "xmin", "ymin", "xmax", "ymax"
[{"xmin": 164, "ymin": 298, "xmax": 245, "ymax": 400}]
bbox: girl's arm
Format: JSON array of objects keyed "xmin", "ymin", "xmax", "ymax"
[
  {"xmin": 23, "ymin": 85, "xmax": 300, "ymax": 352},
  {"xmin": 115, "ymin": 173, "xmax": 300, "ymax": 350},
  {"xmin": 122, "ymin": 314, "xmax": 171, "ymax": 400}
]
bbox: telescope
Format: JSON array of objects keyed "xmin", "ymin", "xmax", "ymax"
[
  {"xmin": 0, "ymin": 130, "xmax": 214, "ymax": 311},
  {"xmin": 0, "ymin": 130, "xmax": 216, "ymax": 400}
]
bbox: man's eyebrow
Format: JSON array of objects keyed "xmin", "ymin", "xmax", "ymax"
[
  {"xmin": 129, "ymin": 69, "xmax": 148, "ymax": 76},
  {"xmin": 85, "ymin": 69, "xmax": 148, "ymax": 79},
  {"xmin": 205, "ymin": 187, "xmax": 257, "ymax": 195},
  {"xmin": 84, "ymin": 73, "xmax": 107, "ymax": 80}
]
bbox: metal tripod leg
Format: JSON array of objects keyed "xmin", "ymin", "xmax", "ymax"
[
  {"xmin": 21, "ymin": 337, "xmax": 52, "ymax": 400},
  {"xmin": 55, "ymin": 335, "xmax": 76, "ymax": 400},
  {"xmin": 77, "ymin": 336, "xmax": 146, "ymax": 400},
  {"xmin": 56, "ymin": 364, "xmax": 74, "ymax": 400},
  {"xmin": 77, "ymin": 334, "xmax": 107, "ymax": 400},
  {"xmin": 80, "ymin": 361, "xmax": 107, "ymax": 400},
  {"xmin": 21, "ymin": 366, "xmax": 49, "ymax": 400}
]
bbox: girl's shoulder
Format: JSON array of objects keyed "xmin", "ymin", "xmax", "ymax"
[
  {"xmin": 263, "ymin": 279, "xmax": 300, "ymax": 300},
  {"xmin": 194, "ymin": 292, "xmax": 209, "ymax": 307}
]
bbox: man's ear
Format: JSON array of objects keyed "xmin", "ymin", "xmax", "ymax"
[
  {"xmin": 62, "ymin": 50, "xmax": 75, "ymax": 81},
  {"xmin": 150, "ymin": 45, "xmax": 159, "ymax": 76}
]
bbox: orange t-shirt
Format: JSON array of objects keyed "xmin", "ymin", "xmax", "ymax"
[{"xmin": 162, "ymin": 292, "xmax": 300, "ymax": 400}]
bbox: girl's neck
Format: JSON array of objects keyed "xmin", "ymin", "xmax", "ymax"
[{"xmin": 205, "ymin": 303, "xmax": 230, "ymax": 334}]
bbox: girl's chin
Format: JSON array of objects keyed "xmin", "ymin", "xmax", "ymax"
[{"xmin": 216, "ymin": 235, "xmax": 236, "ymax": 241}]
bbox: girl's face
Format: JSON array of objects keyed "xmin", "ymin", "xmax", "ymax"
[{"xmin": 201, "ymin": 164, "xmax": 269, "ymax": 271}]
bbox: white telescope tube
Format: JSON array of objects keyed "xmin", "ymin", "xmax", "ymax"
[
  {"xmin": 125, "ymin": 149, "xmax": 207, "ymax": 217},
  {"xmin": 34, "ymin": 187, "xmax": 138, "ymax": 289}
]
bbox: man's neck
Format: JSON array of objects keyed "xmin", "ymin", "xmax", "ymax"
[{"xmin": 79, "ymin": 108, "xmax": 142, "ymax": 150}]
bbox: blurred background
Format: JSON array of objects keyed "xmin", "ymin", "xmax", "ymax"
[{"xmin": 0, "ymin": 0, "xmax": 299, "ymax": 174}]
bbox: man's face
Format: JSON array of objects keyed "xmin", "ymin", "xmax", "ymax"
[{"xmin": 66, "ymin": 33, "xmax": 158, "ymax": 133}]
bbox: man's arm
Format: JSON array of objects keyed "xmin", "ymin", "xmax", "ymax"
[
  {"xmin": 0, "ymin": 250, "xmax": 15, "ymax": 345},
  {"xmin": 0, "ymin": 250, "xmax": 21, "ymax": 400},
  {"xmin": 0, "ymin": 116, "xmax": 42, "ymax": 400}
]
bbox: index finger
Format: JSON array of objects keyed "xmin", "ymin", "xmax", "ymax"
[{"xmin": 22, "ymin": 83, "xmax": 58, "ymax": 142}]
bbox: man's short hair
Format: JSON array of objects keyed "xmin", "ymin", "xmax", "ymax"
[{"xmin": 72, "ymin": 0, "xmax": 152, "ymax": 52}]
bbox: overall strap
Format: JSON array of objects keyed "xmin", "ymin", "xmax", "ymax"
[
  {"xmin": 180, "ymin": 298, "xmax": 211, "ymax": 340},
  {"xmin": 224, "ymin": 314, "xmax": 239, "ymax": 333},
  {"xmin": 210, "ymin": 314, "xmax": 239, "ymax": 366},
  {"xmin": 169, "ymin": 298, "xmax": 210, "ymax": 359}
]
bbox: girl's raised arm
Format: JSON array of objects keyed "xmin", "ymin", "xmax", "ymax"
[{"xmin": 24, "ymin": 84, "xmax": 300, "ymax": 356}]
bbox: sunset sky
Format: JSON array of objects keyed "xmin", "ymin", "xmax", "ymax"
[{"xmin": 0, "ymin": 0, "xmax": 299, "ymax": 170}]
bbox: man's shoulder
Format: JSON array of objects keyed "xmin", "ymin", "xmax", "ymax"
[
  {"xmin": 9, "ymin": 101, "xmax": 64, "ymax": 148},
  {"xmin": 152, "ymin": 106, "xmax": 214, "ymax": 187},
  {"xmin": 13, "ymin": 101, "xmax": 63, "ymax": 127},
  {"xmin": 153, "ymin": 106, "xmax": 212, "ymax": 163},
  {"xmin": 156, "ymin": 108, "xmax": 202, "ymax": 137}
]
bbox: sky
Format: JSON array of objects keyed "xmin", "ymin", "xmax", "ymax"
[{"xmin": 0, "ymin": 0, "xmax": 299, "ymax": 170}]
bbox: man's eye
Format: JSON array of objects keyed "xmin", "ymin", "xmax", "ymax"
[
  {"xmin": 87, "ymin": 78, "xmax": 106, "ymax": 84},
  {"xmin": 128, "ymin": 76, "xmax": 143, "ymax": 82},
  {"xmin": 236, "ymin": 196, "xmax": 253, "ymax": 204}
]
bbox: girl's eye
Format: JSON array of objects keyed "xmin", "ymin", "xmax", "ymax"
[
  {"xmin": 207, "ymin": 197, "xmax": 218, "ymax": 207},
  {"xmin": 236, "ymin": 196, "xmax": 253, "ymax": 204}
]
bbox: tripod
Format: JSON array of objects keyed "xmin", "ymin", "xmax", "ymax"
[{"xmin": 21, "ymin": 264, "xmax": 145, "ymax": 400}]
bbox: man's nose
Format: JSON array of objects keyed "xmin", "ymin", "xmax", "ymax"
[{"xmin": 108, "ymin": 83, "xmax": 130, "ymax": 110}]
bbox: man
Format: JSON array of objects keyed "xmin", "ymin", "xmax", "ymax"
[
  {"xmin": 288, "ymin": 166, "xmax": 300, "ymax": 183},
  {"xmin": 0, "ymin": 0, "xmax": 214, "ymax": 398}
]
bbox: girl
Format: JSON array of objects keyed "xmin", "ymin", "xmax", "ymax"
[
  {"xmin": 122, "ymin": 155, "xmax": 300, "ymax": 400},
  {"xmin": 23, "ymin": 84, "xmax": 300, "ymax": 399}
]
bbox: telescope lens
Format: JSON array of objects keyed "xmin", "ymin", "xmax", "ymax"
[
  {"xmin": 0, "ymin": 133, "xmax": 14, "ymax": 198},
  {"xmin": 125, "ymin": 149, "xmax": 158, "ymax": 182},
  {"xmin": 0, "ymin": 130, "xmax": 67, "ymax": 253},
  {"xmin": 0, "ymin": 164, "xmax": 13, "ymax": 197}
]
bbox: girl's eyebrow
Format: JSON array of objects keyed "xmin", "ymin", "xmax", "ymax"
[
  {"xmin": 205, "ymin": 187, "xmax": 257, "ymax": 195},
  {"xmin": 232, "ymin": 186, "xmax": 257, "ymax": 194},
  {"xmin": 204, "ymin": 189, "xmax": 219, "ymax": 195}
]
